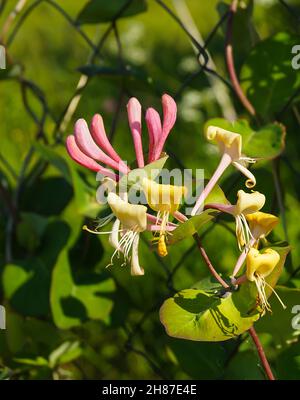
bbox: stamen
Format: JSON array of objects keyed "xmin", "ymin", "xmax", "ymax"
[
  {"xmin": 83, "ymin": 225, "xmax": 124, "ymax": 235},
  {"xmin": 96, "ymin": 213, "xmax": 114, "ymax": 229},
  {"xmin": 263, "ymin": 280, "xmax": 287, "ymax": 310},
  {"xmin": 239, "ymin": 157, "xmax": 257, "ymax": 164}
]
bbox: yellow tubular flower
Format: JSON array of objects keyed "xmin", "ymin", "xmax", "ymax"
[
  {"xmin": 246, "ymin": 211, "xmax": 279, "ymax": 241},
  {"xmin": 108, "ymin": 192, "xmax": 147, "ymax": 232},
  {"xmin": 246, "ymin": 248, "xmax": 284, "ymax": 313},
  {"xmin": 107, "ymin": 192, "xmax": 147, "ymax": 276},
  {"xmin": 142, "ymin": 178, "xmax": 187, "ymax": 257},
  {"xmin": 232, "ymin": 190, "xmax": 265, "ymax": 250},
  {"xmin": 206, "ymin": 126, "xmax": 256, "ymax": 189}
]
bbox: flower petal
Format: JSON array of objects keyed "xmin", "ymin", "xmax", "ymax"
[
  {"xmin": 74, "ymin": 118, "xmax": 123, "ymax": 172},
  {"xmin": 127, "ymin": 97, "xmax": 144, "ymax": 168},
  {"xmin": 109, "ymin": 218, "xmax": 121, "ymax": 250},
  {"xmin": 66, "ymin": 135, "xmax": 117, "ymax": 180},
  {"xmin": 232, "ymin": 161, "xmax": 256, "ymax": 188},
  {"xmin": 131, "ymin": 234, "xmax": 144, "ymax": 276},
  {"xmin": 152, "ymin": 94, "xmax": 177, "ymax": 160},
  {"xmin": 90, "ymin": 114, "xmax": 130, "ymax": 174},
  {"xmin": 145, "ymin": 107, "xmax": 162, "ymax": 163}
]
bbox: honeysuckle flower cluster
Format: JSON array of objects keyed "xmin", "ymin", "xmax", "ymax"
[{"xmin": 66, "ymin": 94, "xmax": 285, "ymax": 313}]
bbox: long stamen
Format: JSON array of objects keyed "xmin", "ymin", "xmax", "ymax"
[
  {"xmin": 255, "ymin": 275, "xmax": 271, "ymax": 313},
  {"xmin": 263, "ymin": 280, "xmax": 287, "ymax": 310},
  {"xmin": 96, "ymin": 213, "xmax": 114, "ymax": 228},
  {"xmin": 83, "ymin": 225, "xmax": 124, "ymax": 235}
]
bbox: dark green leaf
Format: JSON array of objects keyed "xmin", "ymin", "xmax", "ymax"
[
  {"xmin": 240, "ymin": 32, "xmax": 300, "ymax": 116},
  {"xmin": 77, "ymin": 0, "xmax": 147, "ymax": 24}
]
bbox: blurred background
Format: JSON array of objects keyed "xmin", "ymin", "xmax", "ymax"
[{"xmin": 0, "ymin": 0, "xmax": 300, "ymax": 379}]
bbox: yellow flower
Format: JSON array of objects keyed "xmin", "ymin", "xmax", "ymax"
[
  {"xmin": 142, "ymin": 177, "xmax": 187, "ymax": 257},
  {"xmin": 206, "ymin": 126, "xmax": 256, "ymax": 188},
  {"xmin": 84, "ymin": 192, "xmax": 147, "ymax": 276},
  {"xmin": 232, "ymin": 190, "xmax": 265, "ymax": 250},
  {"xmin": 108, "ymin": 192, "xmax": 147, "ymax": 232},
  {"xmin": 246, "ymin": 248, "xmax": 284, "ymax": 312},
  {"xmin": 246, "ymin": 211, "xmax": 279, "ymax": 240}
]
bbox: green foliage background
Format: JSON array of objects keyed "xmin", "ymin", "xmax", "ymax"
[{"xmin": 0, "ymin": 0, "xmax": 300, "ymax": 379}]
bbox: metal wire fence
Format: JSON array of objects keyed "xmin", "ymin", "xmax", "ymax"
[{"xmin": 0, "ymin": 0, "xmax": 298, "ymax": 379}]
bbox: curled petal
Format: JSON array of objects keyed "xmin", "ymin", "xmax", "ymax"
[
  {"xmin": 232, "ymin": 161, "xmax": 256, "ymax": 188},
  {"xmin": 153, "ymin": 94, "xmax": 177, "ymax": 160},
  {"xmin": 66, "ymin": 135, "xmax": 117, "ymax": 180},
  {"xmin": 75, "ymin": 119, "xmax": 124, "ymax": 172},
  {"xmin": 145, "ymin": 107, "xmax": 162, "ymax": 163},
  {"xmin": 127, "ymin": 97, "xmax": 144, "ymax": 168},
  {"xmin": 91, "ymin": 114, "xmax": 130, "ymax": 173},
  {"xmin": 131, "ymin": 234, "xmax": 144, "ymax": 276}
]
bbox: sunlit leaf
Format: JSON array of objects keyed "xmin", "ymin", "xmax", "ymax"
[
  {"xmin": 160, "ymin": 286, "xmax": 260, "ymax": 342},
  {"xmin": 169, "ymin": 209, "xmax": 219, "ymax": 244},
  {"xmin": 205, "ymin": 118, "xmax": 286, "ymax": 159}
]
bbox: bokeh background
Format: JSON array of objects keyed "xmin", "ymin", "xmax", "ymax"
[{"xmin": 0, "ymin": 0, "xmax": 300, "ymax": 380}]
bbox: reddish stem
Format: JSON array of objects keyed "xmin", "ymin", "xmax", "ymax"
[
  {"xmin": 248, "ymin": 326, "xmax": 275, "ymax": 380},
  {"xmin": 193, "ymin": 233, "xmax": 229, "ymax": 289},
  {"xmin": 225, "ymin": 0, "xmax": 256, "ymax": 116}
]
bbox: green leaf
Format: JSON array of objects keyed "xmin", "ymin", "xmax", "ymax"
[
  {"xmin": 169, "ymin": 209, "xmax": 219, "ymax": 244},
  {"xmin": 224, "ymin": 351, "xmax": 265, "ymax": 380},
  {"xmin": 50, "ymin": 251, "xmax": 115, "ymax": 329},
  {"xmin": 0, "ymin": 64, "xmax": 22, "ymax": 80},
  {"xmin": 16, "ymin": 212, "xmax": 48, "ymax": 252},
  {"xmin": 276, "ymin": 342, "xmax": 300, "ymax": 380},
  {"xmin": 13, "ymin": 356, "xmax": 49, "ymax": 367},
  {"xmin": 77, "ymin": 0, "xmax": 147, "ymax": 24},
  {"xmin": 49, "ymin": 341, "xmax": 83, "ymax": 368},
  {"xmin": 255, "ymin": 286, "xmax": 300, "ymax": 346},
  {"xmin": 2, "ymin": 221, "xmax": 70, "ymax": 317},
  {"xmin": 240, "ymin": 32, "xmax": 300, "ymax": 116},
  {"xmin": 34, "ymin": 143, "xmax": 71, "ymax": 182},
  {"xmin": 2, "ymin": 258, "xmax": 51, "ymax": 317},
  {"xmin": 204, "ymin": 180, "xmax": 230, "ymax": 205},
  {"xmin": 160, "ymin": 287, "xmax": 260, "ymax": 342},
  {"xmin": 166, "ymin": 338, "xmax": 235, "ymax": 379},
  {"xmin": 205, "ymin": 118, "xmax": 286, "ymax": 159},
  {"xmin": 118, "ymin": 154, "xmax": 169, "ymax": 191}
]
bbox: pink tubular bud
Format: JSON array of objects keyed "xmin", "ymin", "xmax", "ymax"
[
  {"xmin": 66, "ymin": 135, "xmax": 117, "ymax": 180},
  {"xmin": 145, "ymin": 107, "xmax": 162, "ymax": 163},
  {"xmin": 127, "ymin": 97, "xmax": 144, "ymax": 168},
  {"xmin": 152, "ymin": 94, "xmax": 177, "ymax": 160},
  {"xmin": 74, "ymin": 118, "xmax": 122, "ymax": 171},
  {"xmin": 91, "ymin": 114, "xmax": 130, "ymax": 174}
]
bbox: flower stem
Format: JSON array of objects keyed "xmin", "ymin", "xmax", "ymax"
[
  {"xmin": 248, "ymin": 326, "xmax": 275, "ymax": 380},
  {"xmin": 193, "ymin": 233, "xmax": 229, "ymax": 288},
  {"xmin": 231, "ymin": 237, "xmax": 256, "ymax": 277},
  {"xmin": 225, "ymin": 0, "xmax": 256, "ymax": 116},
  {"xmin": 191, "ymin": 153, "xmax": 231, "ymax": 216}
]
